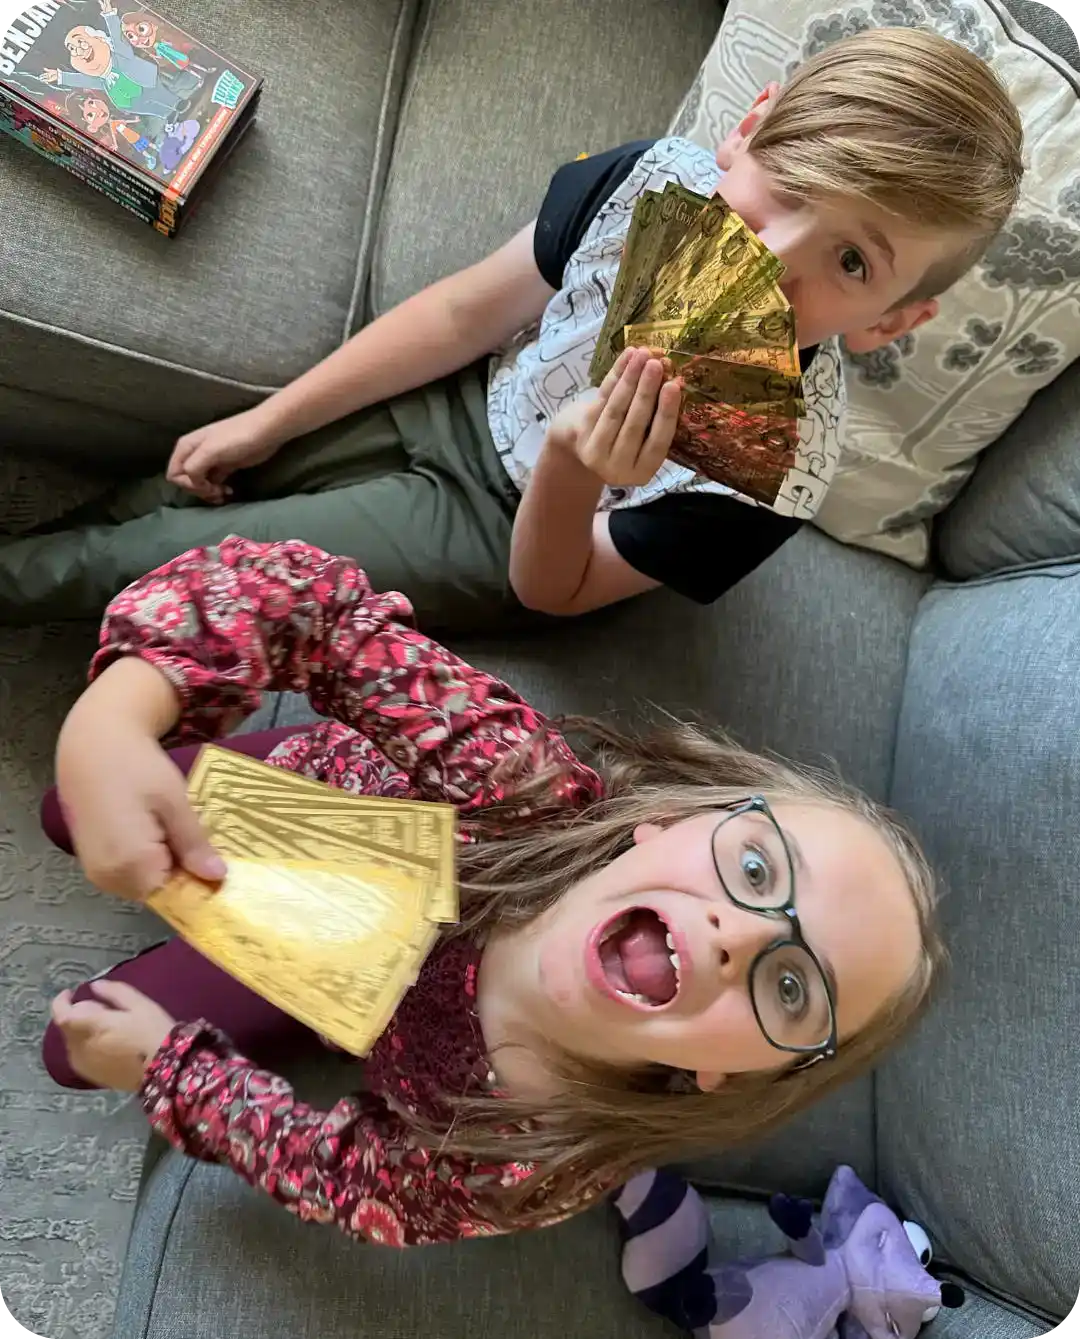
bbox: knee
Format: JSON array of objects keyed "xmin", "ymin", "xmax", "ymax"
[
  {"xmin": 41, "ymin": 1017, "xmax": 93, "ymax": 1090},
  {"xmin": 39, "ymin": 788, "xmax": 75, "ymax": 855}
]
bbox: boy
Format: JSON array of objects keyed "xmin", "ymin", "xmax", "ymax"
[{"xmin": 0, "ymin": 28, "xmax": 1023, "ymax": 628}]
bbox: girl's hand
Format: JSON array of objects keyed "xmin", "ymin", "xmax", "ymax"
[
  {"xmin": 57, "ymin": 665, "xmax": 225, "ymax": 901},
  {"xmin": 50, "ymin": 982, "xmax": 177, "ymax": 1092},
  {"xmin": 548, "ymin": 346, "xmax": 683, "ymax": 488}
]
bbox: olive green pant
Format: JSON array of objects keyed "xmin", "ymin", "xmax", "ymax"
[{"xmin": 0, "ymin": 364, "xmax": 525, "ymax": 633}]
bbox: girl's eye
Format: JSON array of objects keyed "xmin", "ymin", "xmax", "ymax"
[
  {"xmin": 739, "ymin": 845, "xmax": 773, "ymax": 896},
  {"xmin": 840, "ymin": 247, "xmax": 868, "ymax": 282},
  {"xmin": 776, "ymin": 967, "xmax": 808, "ymax": 1017}
]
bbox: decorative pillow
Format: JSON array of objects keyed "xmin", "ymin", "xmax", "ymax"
[{"xmin": 671, "ymin": 0, "xmax": 1080, "ymax": 567}]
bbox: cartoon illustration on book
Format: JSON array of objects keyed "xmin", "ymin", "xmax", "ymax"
[
  {"xmin": 39, "ymin": 0, "xmax": 199, "ymax": 124},
  {"xmin": 120, "ymin": 9, "xmax": 209, "ymax": 80},
  {"xmin": 1, "ymin": 0, "xmax": 261, "ymax": 228},
  {"xmin": 69, "ymin": 88, "xmax": 157, "ymax": 168}
]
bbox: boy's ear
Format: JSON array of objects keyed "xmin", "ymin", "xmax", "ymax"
[
  {"xmin": 716, "ymin": 81, "xmax": 781, "ymax": 170},
  {"xmin": 843, "ymin": 298, "xmax": 939, "ymax": 355}
]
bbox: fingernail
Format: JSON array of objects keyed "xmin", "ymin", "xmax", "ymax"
[
  {"xmin": 208, "ymin": 855, "xmax": 227, "ymax": 880},
  {"xmin": 198, "ymin": 852, "xmax": 227, "ymax": 881}
]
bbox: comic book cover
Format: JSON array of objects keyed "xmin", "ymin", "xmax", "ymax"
[{"xmin": 0, "ymin": 0, "xmax": 261, "ymax": 235}]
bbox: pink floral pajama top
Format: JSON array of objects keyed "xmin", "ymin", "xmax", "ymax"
[{"xmin": 90, "ymin": 537, "xmax": 604, "ymax": 1247}]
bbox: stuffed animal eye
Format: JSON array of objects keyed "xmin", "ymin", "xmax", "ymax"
[{"xmin": 903, "ymin": 1220, "xmax": 933, "ymax": 1266}]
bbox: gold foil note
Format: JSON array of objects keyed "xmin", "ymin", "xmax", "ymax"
[{"xmin": 149, "ymin": 745, "xmax": 459, "ymax": 1053}]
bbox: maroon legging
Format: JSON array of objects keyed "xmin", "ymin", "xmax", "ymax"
[{"xmin": 40, "ymin": 727, "xmax": 327, "ymax": 1089}]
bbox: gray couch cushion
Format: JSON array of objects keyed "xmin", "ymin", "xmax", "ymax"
[
  {"xmin": 369, "ymin": 0, "xmax": 721, "ymax": 315},
  {"xmin": 922, "ymin": 1294, "xmax": 1051, "ymax": 1339},
  {"xmin": 936, "ymin": 357, "xmax": 1080, "ymax": 580},
  {"xmin": 114, "ymin": 1145, "xmax": 1047, "ymax": 1339},
  {"xmin": 881, "ymin": 562, "xmax": 1080, "ymax": 1323},
  {"xmin": 456, "ymin": 527, "xmax": 928, "ymax": 794},
  {"xmin": 998, "ymin": 0, "xmax": 1080, "ymax": 67},
  {"xmin": 277, "ymin": 526, "xmax": 929, "ymax": 1196},
  {"xmin": 0, "ymin": 0, "xmax": 418, "ymax": 464},
  {"xmin": 116, "ymin": 1156, "xmax": 670, "ymax": 1339}
]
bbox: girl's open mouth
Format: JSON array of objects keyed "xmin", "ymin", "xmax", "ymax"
[{"xmin": 586, "ymin": 908, "xmax": 684, "ymax": 1009}]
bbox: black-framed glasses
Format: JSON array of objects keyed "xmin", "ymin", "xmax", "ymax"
[{"xmin": 711, "ymin": 797, "xmax": 838, "ymax": 1063}]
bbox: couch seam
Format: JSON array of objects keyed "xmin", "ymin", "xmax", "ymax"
[
  {"xmin": 931, "ymin": 555, "xmax": 1080, "ymax": 593},
  {"xmin": 0, "ymin": 307, "xmax": 278, "ymax": 395},
  {"xmin": 366, "ymin": 0, "xmax": 437, "ymax": 321},
  {"xmin": 136, "ymin": 1154, "xmax": 197, "ymax": 1339},
  {"xmin": 874, "ymin": 574, "xmax": 933, "ymax": 1192},
  {"xmin": 342, "ymin": 0, "xmax": 422, "ymax": 341},
  {"xmin": 0, "ymin": 377, "xmax": 203, "ymax": 435}
]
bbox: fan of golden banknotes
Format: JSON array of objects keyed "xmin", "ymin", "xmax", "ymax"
[
  {"xmin": 589, "ymin": 183, "xmax": 804, "ymax": 507},
  {"xmin": 149, "ymin": 746, "xmax": 459, "ymax": 1055}
]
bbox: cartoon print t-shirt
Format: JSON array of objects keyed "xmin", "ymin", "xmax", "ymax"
[{"xmin": 487, "ymin": 136, "xmax": 843, "ymax": 605}]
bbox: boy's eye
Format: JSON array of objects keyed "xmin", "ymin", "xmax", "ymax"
[{"xmin": 840, "ymin": 247, "xmax": 868, "ymax": 282}]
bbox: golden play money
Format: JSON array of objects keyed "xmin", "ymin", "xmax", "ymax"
[
  {"xmin": 150, "ymin": 858, "xmax": 440, "ymax": 1054},
  {"xmin": 186, "ymin": 746, "xmax": 458, "ymax": 922},
  {"xmin": 667, "ymin": 353, "xmax": 804, "ymax": 412},
  {"xmin": 589, "ymin": 184, "xmax": 710, "ymax": 383},
  {"xmin": 646, "ymin": 205, "xmax": 784, "ymax": 322},
  {"xmin": 585, "ymin": 187, "xmax": 812, "ymax": 512},
  {"xmin": 148, "ymin": 744, "xmax": 462, "ymax": 1051}
]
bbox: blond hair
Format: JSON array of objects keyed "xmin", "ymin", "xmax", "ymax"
[
  {"xmin": 747, "ymin": 28, "xmax": 1025, "ymax": 302},
  {"xmin": 422, "ymin": 719, "xmax": 944, "ymax": 1229}
]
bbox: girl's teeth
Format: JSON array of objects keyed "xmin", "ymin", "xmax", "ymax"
[
  {"xmin": 617, "ymin": 989, "xmax": 652, "ymax": 1006},
  {"xmin": 669, "ymin": 952, "xmax": 681, "ymax": 972},
  {"xmin": 665, "ymin": 932, "xmax": 675, "ymax": 950}
]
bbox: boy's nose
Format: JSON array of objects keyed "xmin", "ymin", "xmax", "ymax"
[{"xmin": 754, "ymin": 217, "xmax": 810, "ymax": 278}]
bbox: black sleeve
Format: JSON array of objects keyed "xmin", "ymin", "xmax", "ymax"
[
  {"xmin": 533, "ymin": 140, "xmax": 655, "ymax": 289},
  {"xmin": 608, "ymin": 492, "xmax": 802, "ymax": 604}
]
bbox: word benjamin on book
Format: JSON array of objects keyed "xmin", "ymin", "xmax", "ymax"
[{"xmin": 0, "ymin": 1, "xmax": 62, "ymax": 73}]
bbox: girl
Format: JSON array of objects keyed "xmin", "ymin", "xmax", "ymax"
[
  {"xmin": 42, "ymin": 537, "xmax": 942, "ymax": 1247},
  {"xmin": 70, "ymin": 92, "xmax": 157, "ymax": 171}
]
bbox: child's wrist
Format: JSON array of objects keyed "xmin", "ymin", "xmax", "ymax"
[
  {"xmin": 248, "ymin": 397, "xmax": 293, "ymax": 447},
  {"xmin": 540, "ymin": 440, "xmax": 609, "ymax": 509},
  {"xmin": 541, "ymin": 427, "xmax": 598, "ymax": 480},
  {"xmin": 253, "ymin": 383, "xmax": 345, "ymax": 452},
  {"xmin": 65, "ymin": 657, "xmax": 181, "ymax": 743}
]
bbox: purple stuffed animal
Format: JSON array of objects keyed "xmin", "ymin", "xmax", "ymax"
[{"xmin": 616, "ymin": 1164, "xmax": 964, "ymax": 1339}]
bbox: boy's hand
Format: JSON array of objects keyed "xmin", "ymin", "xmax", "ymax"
[
  {"xmin": 57, "ymin": 718, "xmax": 225, "ymax": 901},
  {"xmin": 547, "ymin": 346, "xmax": 682, "ymax": 488},
  {"xmin": 168, "ymin": 408, "xmax": 284, "ymax": 504},
  {"xmin": 51, "ymin": 982, "xmax": 177, "ymax": 1092}
]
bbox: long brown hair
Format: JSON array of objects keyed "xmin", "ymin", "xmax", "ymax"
[{"xmin": 413, "ymin": 718, "xmax": 944, "ymax": 1227}]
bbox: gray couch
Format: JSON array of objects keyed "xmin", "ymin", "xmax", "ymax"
[{"xmin": 3, "ymin": 1, "xmax": 1078, "ymax": 1337}]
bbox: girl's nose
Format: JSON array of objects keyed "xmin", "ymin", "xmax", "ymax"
[{"xmin": 707, "ymin": 905, "xmax": 783, "ymax": 976}]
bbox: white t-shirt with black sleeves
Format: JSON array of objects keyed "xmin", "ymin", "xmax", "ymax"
[{"xmin": 486, "ymin": 136, "xmax": 824, "ymax": 606}]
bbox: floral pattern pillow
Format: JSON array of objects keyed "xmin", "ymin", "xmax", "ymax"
[{"xmin": 672, "ymin": 0, "xmax": 1080, "ymax": 566}]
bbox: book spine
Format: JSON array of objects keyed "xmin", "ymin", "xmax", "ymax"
[{"xmin": 0, "ymin": 88, "xmax": 179, "ymax": 236}]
